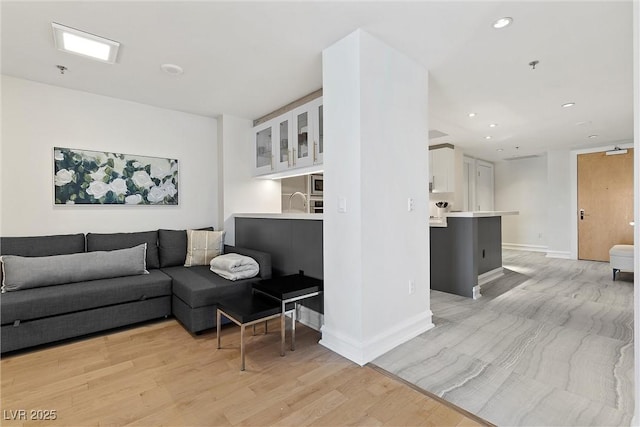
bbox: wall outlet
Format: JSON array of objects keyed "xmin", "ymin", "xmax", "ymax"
[{"xmin": 409, "ymin": 280, "xmax": 416, "ymax": 295}]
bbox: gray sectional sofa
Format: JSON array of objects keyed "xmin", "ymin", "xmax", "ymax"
[{"xmin": 0, "ymin": 229, "xmax": 271, "ymax": 353}]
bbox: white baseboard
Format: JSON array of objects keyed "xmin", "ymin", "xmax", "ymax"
[
  {"xmin": 296, "ymin": 305, "xmax": 323, "ymax": 331},
  {"xmin": 502, "ymin": 243, "xmax": 548, "ymax": 253},
  {"xmin": 320, "ymin": 310, "xmax": 434, "ymax": 366},
  {"xmin": 472, "ymin": 285, "xmax": 482, "ymax": 300},
  {"xmin": 545, "ymin": 250, "xmax": 573, "ymax": 259}
]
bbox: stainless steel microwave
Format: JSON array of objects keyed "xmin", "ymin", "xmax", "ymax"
[{"xmin": 310, "ymin": 174, "xmax": 323, "ymax": 196}]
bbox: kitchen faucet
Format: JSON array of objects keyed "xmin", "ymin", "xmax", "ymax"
[{"xmin": 288, "ymin": 191, "xmax": 307, "ymax": 212}]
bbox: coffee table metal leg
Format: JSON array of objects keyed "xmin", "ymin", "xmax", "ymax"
[
  {"xmin": 291, "ymin": 303, "xmax": 296, "ymax": 351},
  {"xmin": 216, "ymin": 309, "xmax": 221, "ymax": 349},
  {"xmin": 280, "ymin": 302, "xmax": 286, "ymax": 356},
  {"xmin": 240, "ymin": 324, "xmax": 246, "ymax": 371}
]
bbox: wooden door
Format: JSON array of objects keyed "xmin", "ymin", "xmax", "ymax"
[{"xmin": 577, "ymin": 149, "xmax": 634, "ymax": 261}]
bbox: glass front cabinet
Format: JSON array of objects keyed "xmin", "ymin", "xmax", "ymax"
[
  {"xmin": 253, "ymin": 120, "xmax": 274, "ymax": 175},
  {"xmin": 253, "ymin": 96, "xmax": 323, "ymax": 176}
]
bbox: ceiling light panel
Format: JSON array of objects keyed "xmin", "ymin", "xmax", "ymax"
[
  {"xmin": 52, "ymin": 23, "xmax": 120, "ymax": 64},
  {"xmin": 561, "ymin": 102, "xmax": 575, "ymax": 108}
]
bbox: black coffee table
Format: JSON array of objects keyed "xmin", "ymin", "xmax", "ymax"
[
  {"xmin": 216, "ymin": 291, "xmax": 282, "ymax": 371},
  {"xmin": 252, "ymin": 273, "xmax": 323, "ymax": 356}
]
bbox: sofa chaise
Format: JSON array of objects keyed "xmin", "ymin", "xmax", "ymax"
[{"xmin": 0, "ymin": 229, "xmax": 271, "ymax": 353}]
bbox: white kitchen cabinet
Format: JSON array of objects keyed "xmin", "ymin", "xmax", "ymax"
[
  {"xmin": 253, "ymin": 119, "xmax": 275, "ymax": 175},
  {"xmin": 274, "ymin": 114, "xmax": 293, "ymax": 171},
  {"xmin": 310, "ymin": 97, "xmax": 323, "ymax": 165},
  {"xmin": 254, "ymin": 96, "xmax": 323, "ymax": 176},
  {"xmin": 429, "ymin": 146, "xmax": 455, "ymax": 193}
]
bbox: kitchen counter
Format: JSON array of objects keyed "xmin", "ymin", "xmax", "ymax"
[
  {"xmin": 429, "ymin": 217, "xmax": 448, "ymax": 227},
  {"xmin": 430, "ymin": 211, "xmax": 517, "ymax": 227},
  {"xmin": 233, "ymin": 213, "xmax": 323, "ymax": 221},
  {"xmin": 445, "ymin": 211, "xmax": 519, "ymax": 218},
  {"xmin": 430, "ymin": 212, "xmax": 518, "ymax": 299}
]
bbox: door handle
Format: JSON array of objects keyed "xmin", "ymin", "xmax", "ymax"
[{"xmin": 579, "ymin": 209, "xmax": 585, "ymax": 220}]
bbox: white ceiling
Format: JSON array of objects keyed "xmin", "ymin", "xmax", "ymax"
[{"xmin": 1, "ymin": 1, "xmax": 634, "ymax": 162}]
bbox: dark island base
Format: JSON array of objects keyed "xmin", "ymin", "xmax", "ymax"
[{"xmin": 430, "ymin": 216, "xmax": 503, "ymax": 299}]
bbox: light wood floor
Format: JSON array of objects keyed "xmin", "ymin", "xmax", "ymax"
[{"xmin": 1, "ymin": 319, "xmax": 488, "ymax": 427}]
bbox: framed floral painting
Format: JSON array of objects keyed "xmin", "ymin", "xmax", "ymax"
[{"xmin": 53, "ymin": 147, "xmax": 179, "ymax": 205}]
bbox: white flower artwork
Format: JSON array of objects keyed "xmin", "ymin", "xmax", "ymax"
[{"xmin": 53, "ymin": 147, "xmax": 179, "ymax": 205}]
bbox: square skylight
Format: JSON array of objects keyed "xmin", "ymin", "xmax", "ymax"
[{"xmin": 52, "ymin": 23, "xmax": 120, "ymax": 64}]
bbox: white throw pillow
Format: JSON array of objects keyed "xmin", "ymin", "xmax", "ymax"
[{"xmin": 184, "ymin": 230, "xmax": 225, "ymax": 267}]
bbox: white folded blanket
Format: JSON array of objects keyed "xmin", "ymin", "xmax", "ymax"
[{"xmin": 210, "ymin": 253, "xmax": 259, "ymax": 281}]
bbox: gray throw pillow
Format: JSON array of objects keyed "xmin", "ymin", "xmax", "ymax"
[
  {"xmin": 87, "ymin": 231, "xmax": 159, "ymax": 269},
  {"xmin": 1, "ymin": 244, "xmax": 149, "ymax": 292}
]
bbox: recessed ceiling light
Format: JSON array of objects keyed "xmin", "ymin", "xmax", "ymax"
[
  {"xmin": 489, "ymin": 123, "xmax": 497, "ymax": 128},
  {"xmin": 561, "ymin": 102, "xmax": 576, "ymax": 108},
  {"xmin": 496, "ymin": 148, "xmax": 504, "ymax": 152},
  {"xmin": 576, "ymin": 121, "xmax": 590, "ymax": 126},
  {"xmin": 588, "ymin": 134, "xmax": 599, "ymax": 138},
  {"xmin": 52, "ymin": 22, "xmax": 119, "ymax": 64},
  {"xmin": 160, "ymin": 63, "xmax": 184, "ymax": 76},
  {"xmin": 485, "ymin": 136, "xmax": 492, "ymax": 140},
  {"xmin": 468, "ymin": 112, "xmax": 477, "ymax": 118},
  {"xmin": 493, "ymin": 17, "xmax": 513, "ymax": 29}
]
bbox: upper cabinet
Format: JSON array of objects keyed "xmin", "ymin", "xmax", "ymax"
[
  {"xmin": 310, "ymin": 97, "xmax": 323, "ymax": 164},
  {"xmin": 253, "ymin": 96, "xmax": 323, "ymax": 177},
  {"xmin": 254, "ymin": 120, "xmax": 275, "ymax": 175},
  {"xmin": 274, "ymin": 115, "xmax": 293, "ymax": 171},
  {"xmin": 429, "ymin": 146, "xmax": 455, "ymax": 193}
]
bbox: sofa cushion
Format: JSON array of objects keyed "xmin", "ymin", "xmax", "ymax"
[
  {"xmin": 184, "ymin": 230, "xmax": 225, "ymax": 267},
  {"xmin": 0, "ymin": 269, "xmax": 172, "ymax": 324},
  {"xmin": 87, "ymin": 231, "xmax": 159, "ymax": 269},
  {"xmin": 162, "ymin": 266, "xmax": 253, "ymax": 309},
  {"xmin": 158, "ymin": 229, "xmax": 187, "ymax": 268},
  {"xmin": 0, "ymin": 233, "xmax": 85, "ymax": 257},
  {"xmin": 1, "ymin": 244, "xmax": 149, "ymax": 292},
  {"xmin": 158, "ymin": 227, "xmax": 213, "ymax": 268}
]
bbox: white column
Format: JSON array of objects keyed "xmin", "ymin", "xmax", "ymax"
[{"xmin": 320, "ymin": 29, "xmax": 432, "ymax": 365}]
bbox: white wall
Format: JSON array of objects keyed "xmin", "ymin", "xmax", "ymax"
[
  {"xmin": 1, "ymin": 76, "xmax": 218, "ymax": 236},
  {"xmin": 321, "ymin": 30, "xmax": 432, "ymax": 365},
  {"xmin": 495, "ymin": 156, "xmax": 548, "ymax": 250},
  {"xmin": 218, "ymin": 114, "xmax": 281, "ymax": 245},
  {"xmin": 546, "ymin": 149, "xmax": 572, "ymax": 257}
]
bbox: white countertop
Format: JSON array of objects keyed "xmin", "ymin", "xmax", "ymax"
[
  {"xmin": 233, "ymin": 213, "xmax": 323, "ymax": 220},
  {"xmin": 445, "ymin": 211, "xmax": 519, "ymax": 218},
  {"xmin": 429, "ymin": 217, "xmax": 448, "ymax": 227}
]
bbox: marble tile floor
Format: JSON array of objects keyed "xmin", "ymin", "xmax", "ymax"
[{"xmin": 373, "ymin": 250, "xmax": 634, "ymax": 426}]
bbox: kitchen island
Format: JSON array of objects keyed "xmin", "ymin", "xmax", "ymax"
[{"xmin": 430, "ymin": 211, "xmax": 518, "ymax": 299}]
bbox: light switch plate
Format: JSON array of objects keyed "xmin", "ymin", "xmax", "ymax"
[{"xmin": 338, "ymin": 197, "xmax": 347, "ymax": 213}]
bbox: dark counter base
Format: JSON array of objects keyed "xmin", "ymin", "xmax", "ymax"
[{"xmin": 430, "ymin": 216, "xmax": 502, "ymax": 298}]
